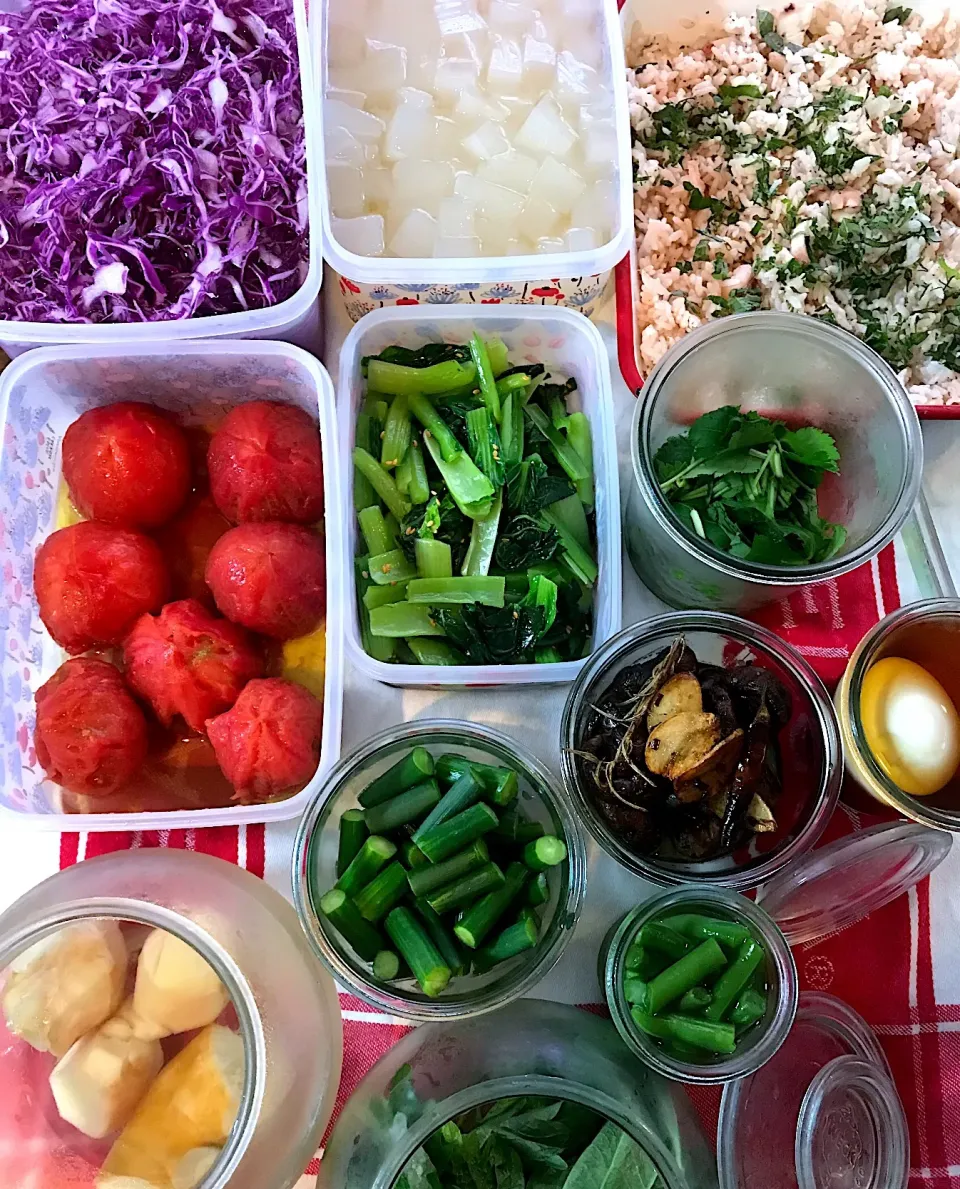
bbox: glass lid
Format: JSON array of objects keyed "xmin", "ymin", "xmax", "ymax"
[
  {"xmin": 757, "ymin": 821, "xmax": 952, "ymax": 945},
  {"xmin": 717, "ymin": 992, "xmax": 907, "ymax": 1189}
]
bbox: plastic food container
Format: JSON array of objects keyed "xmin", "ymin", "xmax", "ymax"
[
  {"xmin": 317, "ymin": 998, "xmax": 719, "ymax": 1189},
  {"xmin": 717, "ymin": 992, "xmax": 910, "ymax": 1189},
  {"xmin": 338, "ymin": 304, "xmax": 622, "ymax": 687},
  {"xmin": 837, "ymin": 597, "xmax": 960, "ymax": 831},
  {"xmin": 292, "ymin": 719, "xmax": 586, "ymax": 1022},
  {"xmin": 601, "ymin": 887, "xmax": 798, "ymax": 1085},
  {"xmin": 0, "ymin": 849, "xmax": 343, "ymax": 1189},
  {"xmin": 626, "ymin": 313, "xmax": 922, "ymax": 612},
  {"xmin": 318, "ymin": 0, "xmax": 633, "ymax": 319},
  {"xmin": 0, "ymin": 340, "xmax": 344, "ymax": 831},
  {"xmin": 0, "ymin": 0, "xmax": 321, "ymax": 359},
  {"xmin": 560, "ymin": 612, "xmax": 843, "ymax": 891}
]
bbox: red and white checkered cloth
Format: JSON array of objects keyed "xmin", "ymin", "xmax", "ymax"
[{"xmin": 3, "ymin": 542, "xmax": 959, "ymax": 1187}]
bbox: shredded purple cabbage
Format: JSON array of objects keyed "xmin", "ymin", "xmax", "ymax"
[{"xmin": 0, "ymin": 0, "xmax": 309, "ymax": 323}]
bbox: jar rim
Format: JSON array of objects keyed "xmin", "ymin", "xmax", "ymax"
[
  {"xmin": 602, "ymin": 886, "xmax": 799, "ymax": 1086},
  {"xmin": 291, "ymin": 718, "xmax": 587, "ymax": 1022},
  {"xmin": 0, "ymin": 897, "xmax": 267, "ymax": 1189},
  {"xmin": 630, "ymin": 310, "xmax": 923, "ymax": 586},
  {"xmin": 559, "ymin": 611, "xmax": 843, "ymax": 890}
]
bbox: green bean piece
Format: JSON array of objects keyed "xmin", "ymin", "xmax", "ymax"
[
  {"xmin": 493, "ymin": 802, "xmax": 545, "ymax": 847},
  {"xmin": 631, "ymin": 1009, "xmax": 737, "ymax": 1056},
  {"xmin": 336, "ymin": 835, "xmax": 397, "ymax": 898},
  {"xmin": 406, "ymin": 639, "xmax": 466, "ymax": 666},
  {"xmin": 522, "ymin": 835, "xmax": 567, "ymax": 872},
  {"xmin": 730, "ymin": 988, "xmax": 767, "ymax": 1029},
  {"xmin": 381, "ymin": 393, "xmax": 411, "ymax": 469},
  {"xmin": 353, "ymin": 447, "xmax": 411, "ymax": 521},
  {"xmin": 384, "ymin": 907, "xmax": 451, "ymax": 997},
  {"xmin": 565, "ymin": 412, "xmax": 594, "ymax": 507},
  {"xmin": 336, "ymin": 809, "xmax": 368, "ymax": 878},
  {"xmin": 353, "ymin": 861, "xmax": 409, "ymax": 923},
  {"xmin": 369, "ymin": 603, "xmax": 445, "ymax": 638},
  {"xmin": 406, "ymin": 840, "xmax": 490, "ymax": 898},
  {"xmin": 470, "ymin": 332, "xmax": 501, "ymax": 423},
  {"xmin": 705, "ymin": 939, "xmax": 765, "ymax": 1022},
  {"xmin": 666, "ymin": 914, "xmax": 752, "ymax": 949},
  {"xmin": 360, "ymin": 747, "xmax": 435, "ymax": 808},
  {"xmin": 368, "ymin": 548, "xmax": 418, "ymax": 587},
  {"xmin": 416, "ymin": 802, "xmax": 500, "ymax": 864},
  {"xmin": 640, "ymin": 921, "xmax": 693, "ymax": 961},
  {"xmin": 414, "ymin": 538, "xmax": 453, "ymax": 580},
  {"xmin": 424, "ymin": 863, "xmax": 506, "ymax": 915},
  {"xmin": 526, "ymin": 871, "xmax": 549, "ymax": 907},
  {"xmin": 401, "ymin": 839, "xmax": 430, "ymax": 870},
  {"xmin": 359, "ymin": 506, "xmax": 396, "ymax": 557},
  {"xmin": 625, "ymin": 943, "xmax": 670, "ymax": 981},
  {"xmin": 642, "ymin": 940, "xmax": 728, "ymax": 1015},
  {"xmin": 434, "ymin": 755, "xmax": 519, "ymax": 806},
  {"xmin": 413, "ymin": 899, "xmax": 467, "ymax": 976},
  {"xmin": 319, "ymin": 889, "xmax": 384, "ymax": 963},
  {"xmin": 412, "ymin": 770, "xmax": 483, "ymax": 844},
  {"xmin": 679, "ymin": 986, "xmax": 714, "ymax": 1013},
  {"xmin": 373, "ymin": 950, "xmax": 401, "ymax": 981},
  {"xmin": 623, "ymin": 975, "xmax": 647, "ymax": 1006},
  {"xmin": 454, "ymin": 861, "xmax": 528, "ymax": 949},
  {"xmin": 362, "ymin": 780, "xmax": 441, "ymax": 835},
  {"xmin": 473, "ymin": 916, "xmax": 538, "ymax": 970}
]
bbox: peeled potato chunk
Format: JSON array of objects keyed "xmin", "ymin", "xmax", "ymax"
[
  {"xmin": 645, "ymin": 711, "xmax": 721, "ymax": 781},
  {"xmin": 133, "ymin": 929, "xmax": 229, "ymax": 1038},
  {"xmin": 172, "ymin": 1147, "xmax": 221, "ymax": 1189},
  {"xmin": 50, "ymin": 999, "xmax": 163, "ymax": 1139},
  {"xmin": 2, "ymin": 920, "xmax": 127, "ymax": 1056},
  {"xmin": 101, "ymin": 1024, "xmax": 243, "ymax": 1189},
  {"xmin": 646, "ymin": 673, "xmax": 703, "ymax": 732}
]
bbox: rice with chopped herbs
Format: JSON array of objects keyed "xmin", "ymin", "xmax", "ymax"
[{"xmin": 626, "ymin": 0, "xmax": 960, "ymax": 404}]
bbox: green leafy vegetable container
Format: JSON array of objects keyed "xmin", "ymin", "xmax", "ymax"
[
  {"xmin": 600, "ymin": 887, "xmax": 798, "ymax": 1086},
  {"xmin": 627, "ymin": 312, "xmax": 922, "ymax": 612},
  {"xmin": 292, "ymin": 720, "xmax": 586, "ymax": 1021},
  {"xmin": 337, "ymin": 305, "xmax": 622, "ymax": 687},
  {"xmin": 317, "ymin": 998, "xmax": 719, "ymax": 1189},
  {"xmin": 560, "ymin": 613, "xmax": 843, "ymax": 891}
]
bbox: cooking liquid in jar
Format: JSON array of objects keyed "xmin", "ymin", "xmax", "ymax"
[{"xmin": 53, "ymin": 422, "xmax": 327, "ymax": 815}]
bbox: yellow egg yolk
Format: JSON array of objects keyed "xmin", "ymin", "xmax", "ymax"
[{"xmin": 859, "ymin": 656, "xmax": 960, "ymax": 797}]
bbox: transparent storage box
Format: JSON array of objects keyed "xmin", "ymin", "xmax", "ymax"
[{"xmin": 0, "ymin": 341, "xmax": 344, "ymax": 830}]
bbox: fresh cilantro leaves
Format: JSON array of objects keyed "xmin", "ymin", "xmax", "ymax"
[
  {"xmin": 883, "ymin": 5, "xmax": 912, "ymax": 22},
  {"xmin": 684, "ymin": 182, "xmax": 728, "ymax": 221},
  {"xmin": 653, "ymin": 406, "xmax": 845, "ymax": 566},
  {"xmin": 757, "ymin": 8, "xmax": 786, "ymax": 51},
  {"xmin": 707, "ymin": 289, "xmax": 763, "ymax": 316}
]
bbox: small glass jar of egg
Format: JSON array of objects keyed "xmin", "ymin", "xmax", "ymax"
[
  {"xmin": 837, "ymin": 598, "xmax": 960, "ymax": 830},
  {"xmin": 0, "ymin": 850, "xmax": 342, "ymax": 1189}
]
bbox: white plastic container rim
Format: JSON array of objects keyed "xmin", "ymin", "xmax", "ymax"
[
  {"xmin": 0, "ymin": 0, "xmax": 322, "ymax": 350},
  {"xmin": 0, "ymin": 339, "xmax": 344, "ymax": 831},
  {"xmin": 316, "ymin": 0, "xmax": 635, "ymax": 285},
  {"xmin": 338, "ymin": 304, "xmax": 623, "ymax": 687}
]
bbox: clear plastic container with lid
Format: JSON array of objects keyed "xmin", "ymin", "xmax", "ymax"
[{"xmin": 0, "ymin": 850, "xmax": 343, "ymax": 1189}]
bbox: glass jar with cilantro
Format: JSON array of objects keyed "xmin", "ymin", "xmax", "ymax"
[{"xmin": 627, "ymin": 312, "xmax": 922, "ymax": 612}]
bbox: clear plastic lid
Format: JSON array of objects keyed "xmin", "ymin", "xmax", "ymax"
[
  {"xmin": 717, "ymin": 992, "xmax": 908, "ymax": 1189},
  {"xmin": 757, "ymin": 821, "xmax": 952, "ymax": 945}
]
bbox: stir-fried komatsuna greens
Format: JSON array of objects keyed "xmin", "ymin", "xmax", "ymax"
[
  {"xmin": 653, "ymin": 406, "xmax": 844, "ymax": 566},
  {"xmin": 352, "ymin": 334, "xmax": 597, "ymax": 666},
  {"xmin": 388, "ymin": 1087, "xmax": 664, "ymax": 1189},
  {"xmin": 573, "ymin": 637, "xmax": 792, "ymax": 861}
]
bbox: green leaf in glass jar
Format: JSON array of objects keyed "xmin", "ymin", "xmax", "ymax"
[
  {"xmin": 652, "ymin": 434, "xmax": 694, "ymax": 483},
  {"xmin": 686, "ymin": 406, "xmax": 742, "ymax": 457},
  {"xmin": 563, "ymin": 1122, "xmax": 660, "ymax": 1189},
  {"xmin": 395, "ymin": 1148, "xmax": 443, "ymax": 1189},
  {"xmin": 780, "ymin": 426, "xmax": 841, "ymax": 472}
]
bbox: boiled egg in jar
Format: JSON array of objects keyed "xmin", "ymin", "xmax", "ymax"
[{"xmin": 859, "ymin": 657, "xmax": 960, "ymax": 796}]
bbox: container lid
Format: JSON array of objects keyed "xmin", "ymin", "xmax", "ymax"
[
  {"xmin": 718, "ymin": 992, "xmax": 908, "ymax": 1189},
  {"xmin": 757, "ymin": 821, "xmax": 952, "ymax": 945}
]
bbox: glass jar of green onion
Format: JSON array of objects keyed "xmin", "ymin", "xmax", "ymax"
[
  {"xmin": 600, "ymin": 887, "xmax": 798, "ymax": 1084},
  {"xmin": 291, "ymin": 719, "xmax": 586, "ymax": 1021}
]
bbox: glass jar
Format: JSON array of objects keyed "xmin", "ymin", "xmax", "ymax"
[
  {"xmin": 600, "ymin": 888, "xmax": 798, "ymax": 1085},
  {"xmin": 627, "ymin": 312, "xmax": 922, "ymax": 612},
  {"xmin": 560, "ymin": 612, "xmax": 842, "ymax": 891},
  {"xmin": 292, "ymin": 719, "xmax": 586, "ymax": 1021},
  {"xmin": 836, "ymin": 598, "xmax": 960, "ymax": 830},
  {"xmin": 317, "ymin": 998, "xmax": 719, "ymax": 1189},
  {"xmin": 0, "ymin": 850, "xmax": 342, "ymax": 1189}
]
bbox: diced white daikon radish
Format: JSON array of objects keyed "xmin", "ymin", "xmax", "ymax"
[
  {"xmin": 583, "ymin": 124, "xmax": 620, "ymax": 174},
  {"xmin": 515, "ymin": 95, "xmax": 577, "ymax": 158},
  {"xmin": 506, "ymin": 238, "xmax": 526, "ymax": 255},
  {"xmin": 487, "ymin": 0, "xmax": 530, "ymax": 35},
  {"xmin": 477, "ymin": 150, "xmax": 538, "ymax": 194},
  {"xmin": 561, "ymin": 20, "xmax": 603, "ymax": 70},
  {"xmin": 389, "ymin": 208, "xmax": 438, "ymax": 257},
  {"xmin": 522, "ymin": 35, "xmax": 556, "ymax": 89},
  {"xmin": 578, "ymin": 104, "xmax": 613, "ymax": 131},
  {"xmin": 436, "ymin": 0, "xmax": 486, "ymax": 37},
  {"xmin": 328, "ymin": 0, "xmax": 369, "ymax": 35},
  {"xmin": 373, "ymin": 0, "xmax": 440, "ymax": 55},
  {"xmin": 357, "ymin": 42, "xmax": 408, "ymax": 98},
  {"xmin": 333, "ymin": 215, "xmax": 385, "ymax": 256},
  {"xmin": 486, "ymin": 37, "xmax": 524, "ymax": 96},
  {"xmin": 397, "ymin": 86, "xmax": 435, "ymax": 111},
  {"xmin": 385, "ymin": 106, "xmax": 435, "ymax": 161},
  {"xmin": 391, "ymin": 159, "xmax": 456, "ymax": 216},
  {"xmin": 325, "ymin": 126, "xmax": 366, "ymax": 167},
  {"xmin": 432, "ymin": 118, "xmax": 461, "ymax": 161},
  {"xmin": 435, "ymin": 57, "xmax": 480, "ymax": 95},
  {"xmin": 325, "ymin": 99, "xmax": 385, "ymax": 144},
  {"xmin": 565, "ymin": 226, "xmax": 599, "ymax": 251},
  {"xmin": 364, "ymin": 167, "xmax": 393, "ymax": 211},
  {"xmin": 326, "ymin": 87, "xmax": 367, "ymax": 109},
  {"xmin": 571, "ymin": 178, "xmax": 617, "ymax": 231},
  {"xmin": 455, "ymin": 90, "xmax": 510, "ymax": 123},
  {"xmin": 555, "ymin": 51, "xmax": 598, "ymax": 108},
  {"xmin": 454, "ymin": 174, "xmax": 525, "ymax": 222},
  {"xmin": 518, "ymin": 197, "xmax": 561, "ymax": 241},
  {"xmin": 536, "ymin": 236, "xmax": 565, "ymax": 254},
  {"xmin": 327, "ymin": 164, "xmax": 366, "ymax": 219},
  {"xmin": 443, "ymin": 30, "xmax": 487, "ymax": 66},
  {"xmin": 435, "ymin": 235, "xmax": 482, "ymax": 257},
  {"xmin": 528, "ymin": 156, "xmax": 586, "ymax": 214},
  {"xmin": 437, "ymin": 197, "xmax": 476, "ymax": 238},
  {"xmin": 328, "ymin": 25, "xmax": 365, "ymax": 68},
  {"xmin": 463, "ymin": 120, "xmax": 510, "ymax": 161}
]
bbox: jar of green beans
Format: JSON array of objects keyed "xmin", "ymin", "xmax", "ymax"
[{"xmin": 600, "ymin": 887, "xmax": 798, "ymax": 1085}]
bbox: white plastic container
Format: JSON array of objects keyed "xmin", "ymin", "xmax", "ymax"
[
  {"xmin": 0, "ymin": 0, "xmax": 321, "ymax": 358},
  {"xmin": 337, "ymin": 304, "xmax": 622, "ymax": 687},
  {"xmin": 0, "ymin": 341, "xmax": 344, "ymax": 830},
  {"xmin": 317, "ymin": 0, "xmax": 633, "ymax": 303}
]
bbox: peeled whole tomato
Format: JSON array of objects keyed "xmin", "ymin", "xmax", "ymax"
[
  {"xmin": 62, "ymin": 402, "xmax": 191, "ymax": 530},
  {"xmin": 207, "ymin": 401, "xmax": 324, "ymax": 525},
  {"xmin": 204, "ymin": 522, "xmax": 325, "ymax": 641},
  {"xmin": 206, "ymin": 677, "xmax": 323, "ymax": 803},
  {"xmin": 35, "ymin": 658, "xmax": 149, "ymax": 795},
  {"xmin": 34, "ymin": 522, "xmax": 169, "ymax": 653},
  {"xmin": 156, "ymin": 493, "xmax": 232, "ymax": 608},
  {"xmin": 123, "ymin": 599, "xmax": 264, "ymax": 734}
]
